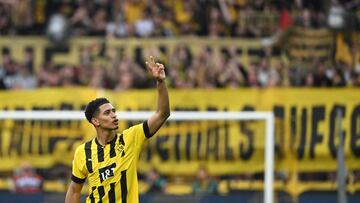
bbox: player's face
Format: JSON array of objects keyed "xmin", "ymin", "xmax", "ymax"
[{"xmin": 95, "ymin": 103, "xmax": 119, "ymax": 130}]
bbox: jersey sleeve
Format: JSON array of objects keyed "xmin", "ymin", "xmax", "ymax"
[
  {"xmin": 128, "ymin": 121, "xmax": 150, "ymax": 153},
  {"xmin": 71, "ymin": 145, "xmax": 88, "ymax": 184}
]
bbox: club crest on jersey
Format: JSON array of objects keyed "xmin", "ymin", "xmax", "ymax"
[
  {"xmin": 116, "ymin": 144, "xmax": 125, "ymax": 157},
  {"xmin": 99, "ymin": 163, "xmax": 116, "ymax": 182}
]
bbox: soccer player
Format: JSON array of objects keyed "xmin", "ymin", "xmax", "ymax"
[{"xmin": 65, "ymin": 56, "xmax": 170, "ymax": 203}]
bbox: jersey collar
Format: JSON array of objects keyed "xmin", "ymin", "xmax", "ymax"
[{"xmin": 95, "ymin": 133, "xmax": 118, "ymax": 147}]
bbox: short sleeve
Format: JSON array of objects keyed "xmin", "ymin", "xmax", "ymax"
[
  {"xmin": 71, "ymin": 145, "xmax": 87, "ymax": 184},
  {"xmin": 126, "ymin": 121, "xmax": 149, "ymax": 153}
]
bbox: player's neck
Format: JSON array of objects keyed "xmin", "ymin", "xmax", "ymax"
[{"xmin": 96, "ymin": 129, "xmax": 116, "ymax": 146}]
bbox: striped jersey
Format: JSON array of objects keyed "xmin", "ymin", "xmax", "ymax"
[{"xmin": 71, "ymin": 121, "xmax": 150, "ymax": 203}]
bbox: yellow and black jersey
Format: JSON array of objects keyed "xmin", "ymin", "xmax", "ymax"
[{"xmin": 71, "ymin": 121, "xmax": 151, "ymax": 203}]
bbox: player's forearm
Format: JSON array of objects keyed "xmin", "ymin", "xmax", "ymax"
[
  {"xmin": 65, "ymin": 191, "xmax": 81, "ymax": 203},
  {"xmin": 65, "ymin": 183, "xmax": 82, "ymax": 203},
  {"xmin": 156, "ymin": 80, "xmax": 170, "ymax": 120}
]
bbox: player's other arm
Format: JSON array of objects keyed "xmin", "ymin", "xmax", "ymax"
[
  {"xmin": 146, "ymin": 56, "xmax": 170, "ymax": 136},
  {"xmin": 65, "ymin": 181, "xmax": 83, "ymax": 203},
  {"xmin": 66, "ymin": 146, "xmax": 86, "ymax": 203}
]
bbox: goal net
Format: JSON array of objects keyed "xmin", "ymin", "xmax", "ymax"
[{"xmin": 0, "ymin": 110, "xmax": 274, "ymax": 203}]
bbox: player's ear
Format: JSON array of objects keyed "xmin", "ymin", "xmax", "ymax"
[{"xmin": 91, "ymin": 117, "xmax": 100, "ymax": 127}]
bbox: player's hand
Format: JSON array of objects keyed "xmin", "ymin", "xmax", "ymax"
[{"xmin": 146, "ymin": 56, "xmax": 166, "ymax": 82}]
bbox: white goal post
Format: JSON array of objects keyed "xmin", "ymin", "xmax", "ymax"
[{"xmin": 0, "ymin": 110, "xmax": 274, "ymax": 203}]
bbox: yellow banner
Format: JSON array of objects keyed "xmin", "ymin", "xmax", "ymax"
[{"xmin": 0, "ymin": 88, "xmax": 360, "ymax": 175}]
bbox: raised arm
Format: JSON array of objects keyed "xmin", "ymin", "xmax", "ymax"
[
  {"xmin": 145, "ymin": 56, "xmax": 170, "ymax": 136},
  {"xmin": 65, "ymin": 181, "xmax": 83, "ymax": 203}
]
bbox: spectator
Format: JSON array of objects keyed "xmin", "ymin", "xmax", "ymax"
[
  {"xmin": 349, "ymin": 71, "xmax": 360, "ymax": 86},
  {"xmin": 0, "ymin": 48, "xmax": 12, "ymax": 89},
  {"xmin": 294, "ymin": 9, "xmax": 322, "ymax": 28},
  {"xmin": 257, "ymin": 59, "xmax": 280, "ymax": 87},
  {"xmin": 247, "ymin": 63, "xmax": 260, "ymax": 87},
  {"xmin": 134, "ymin": 8, "xmax": 155, "ymax": 37},
  {"xmin": 279, "ymin": 3, "xmax": 293, "ymax": 31},
  {"xmin": 114, "ymin": 55, "xmax": 148, "ymax": 89},
  {"xmin": 152, "ymin": 12, "xmax": 173, "ymax": 37},
  {"xmin": 59, "ymin": 65, "xmax": 80, "ymax": 87},
  {"xmin": 38, "ymin": 62, "xmax": 61, "ymax": 87},
  {"xmin": 11, "ymin": 162, "xmax": 43, "ymax": 194},
  {"xmin": 69, "ymin": 2, "xmax": 92, "ymax": 36},
  {"xmin": 106, "ymin": 14, "xmax": 130, "ymax": 38},
  {"xmin": 3, "ymin": 63, "xmax": 37, "ymax": 89},
  {"xmin": 313, "ymin": 63, "xmax": 332, "ymax": 87},
  {"xmin": 304, "ymin": 71, "xmax": 315, "ymax": 86},
  {"xmin": 12, "ymin": 0, "xmax": 34, "ymax": 35},
  {"xmin": 288, "ymin": 64, "xmax": 307, "ymax": 86},
  {"xmin": 123, "ymin": 0, "xmax": 146, "ymax": 25},
  {"xmin": 90, "ymin": 8, "xmax": 108, "ymax": 36},
  {"xmin": 192, "ymin": 166, "xmax": 218, "ymax": 195},
  {"xmin": 0, "ymin": 51, "xmax": 38, "ymax": 89},
  {"xmin": 23, "ymin": 48, "xmax": 34, "ymax": 73},
  {"xmin": 174, "ymin": 0, "xmax": 198, "ymax": 35},
  {"xmin": 0, "ymin": 0, "xmax": 13, "ymax": 35},
  {"xmin": 145, "ymin": 167, "xmax": 167, "ymax": 193},
  {"xmin": 217, "ymin": 53, "xmax": 246, "ymax": 88},
  {"xmin": 236, "ymin": 5, "xmax": 262, "ymax": 38}
]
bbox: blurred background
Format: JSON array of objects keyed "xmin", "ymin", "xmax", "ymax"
[{"xmin": 0, "ymin": 0, "xmax": 360, "ymax": 202}]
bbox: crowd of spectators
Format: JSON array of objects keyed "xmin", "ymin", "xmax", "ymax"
[
  {"xmin": 0, "ymin": 0, "xmax": 359, "ymax": 90},
  {"xmin": 1, "ymin": 0, "xmax": 359, "ymax": 37},
  {"xmin": 1, "ymin": 42, "xmax": 359, "ymax": 90},
  {"xmin": 0, "ymin": 0, "xmax": 319, "ymax": 37}
]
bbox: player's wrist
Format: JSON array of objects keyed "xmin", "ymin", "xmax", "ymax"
[{"xmin": 157, "ymin": 78, "xmax": 165, "ymax": 83}]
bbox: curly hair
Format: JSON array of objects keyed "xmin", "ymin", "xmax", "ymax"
[{"xmin": 84, "ymin": 98, "xmax": 110, "ymax": 123}]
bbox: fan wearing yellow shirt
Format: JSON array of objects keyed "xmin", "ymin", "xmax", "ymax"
[{"xmin": 65, "ymin": 56, "xmax": 170, "ymax": 203}]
